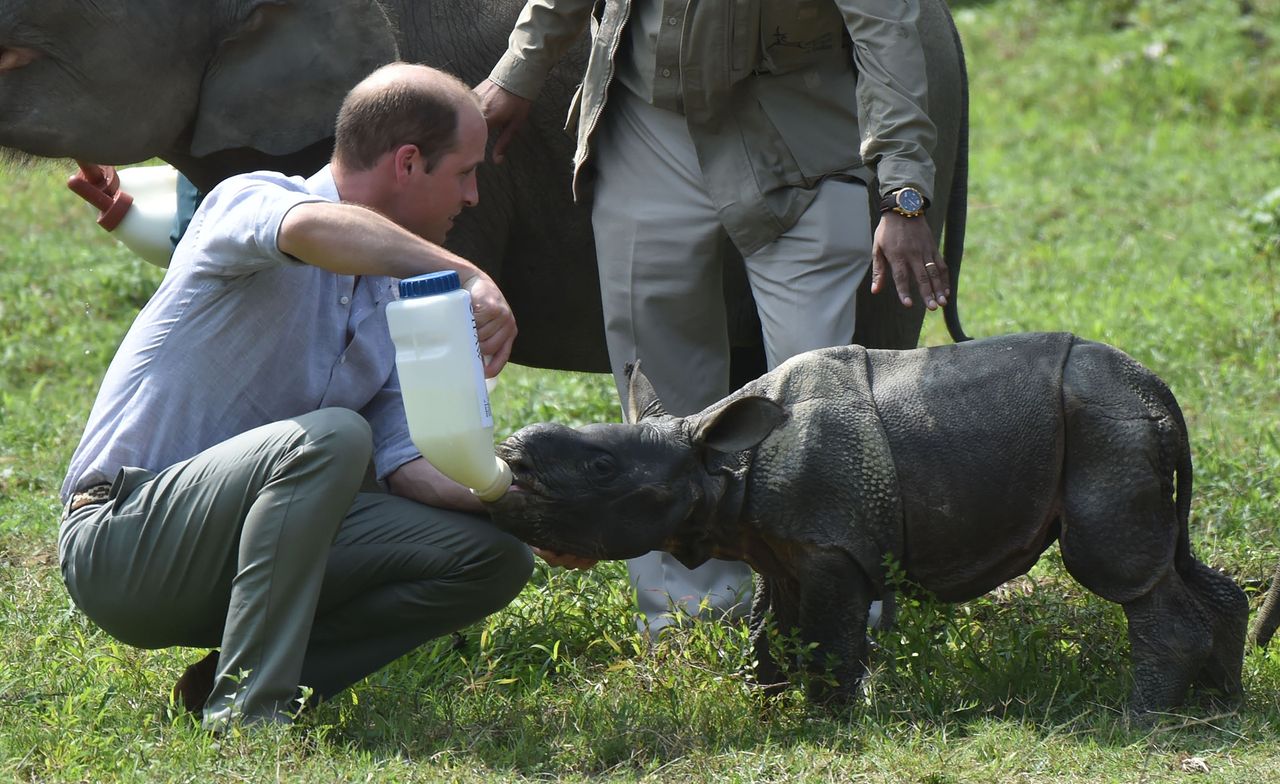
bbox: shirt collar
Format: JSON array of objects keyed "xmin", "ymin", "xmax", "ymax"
[{"xmin": 305, "ymin": 164, "xmax": 341, "ymax": 202}]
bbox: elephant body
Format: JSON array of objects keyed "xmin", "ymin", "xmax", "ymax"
[
  {"xmin": 486, "ymin": 333, "xmax": 1248, "ymax": 713},
  {"xmin": 0, "ymin": 0, "xmax": 968, "ymax": 372}
]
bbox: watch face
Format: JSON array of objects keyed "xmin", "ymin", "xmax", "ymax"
[{"xmin": 898, "ymin": 188, "xmax": 924, "ymax": 213}]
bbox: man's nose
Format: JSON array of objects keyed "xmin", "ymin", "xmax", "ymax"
[{"xmin": 463, "ymin": 174, "xmax": 479, "ymax": 207}]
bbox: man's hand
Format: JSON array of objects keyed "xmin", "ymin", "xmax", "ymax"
[
  {"xmin": 387, "ymin": 457, "xmax": 486, "ymax": 513},
  {"xmin": 533, "ymin": 547, "xmax": 598, "ymax": 570},
  {"xmin": 462, "ymin": 274, "xmax": 517, "ymax": 376},
  {"xmin": 474, "ymin": 79, "xmax": 533, "ymax": 164},
  {"xmin": 871, "ymin": 213, "xmax": 950, "ymax": 311}
]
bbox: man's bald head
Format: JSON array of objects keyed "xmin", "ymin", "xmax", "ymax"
[{"xmin": 333, "ymin": 63, "xmax": 481, "ymax": 172}]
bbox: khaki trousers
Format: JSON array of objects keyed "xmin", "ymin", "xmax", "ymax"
[
  {"xmin": 591, "ymin": 90, "xmax": 872, "ymax": 632},
  {"xmin": 59, "ymin": 408, "xmax": 532, "ymax": 727}
]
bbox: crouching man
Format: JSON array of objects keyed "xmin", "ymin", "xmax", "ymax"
[{"xmin": 57, "ymin": 63, "xmax": 533, "ymax": 730}]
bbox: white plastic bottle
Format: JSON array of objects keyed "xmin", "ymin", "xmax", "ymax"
[
  {"xmin": 69, "ymin": 163, "xmax": 180, "ymax": 267},
  {"xmin": 111, "ymin": 164, "xmax": 180, "ymax": 267},
  {"xmin": 385, "ymin": 270, "xmax": 512, "ymax": 501}
]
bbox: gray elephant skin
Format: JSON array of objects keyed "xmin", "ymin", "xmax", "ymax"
[
  {"xmin": 0, "ymin": 0, "xmax": 969, "ymax": 373},
  {"xmin": 485, "ymin": 332, "xmax": 1249, "ymax": 713},
  {"xmin": 1250, "ymin": 565, "xmax": 1280, "ymax": 647}
]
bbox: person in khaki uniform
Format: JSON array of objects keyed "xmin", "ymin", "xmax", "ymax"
[
  {"xmin": 58, "ymin": 64, "xmax": 533, "ymax": 730},
  {"xmin": 478, "ymin": 0, "xmax": 948, "ymax": 633}
]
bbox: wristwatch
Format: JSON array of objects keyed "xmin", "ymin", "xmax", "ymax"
[{"xmin": 879, "ymin": 187, "xmax": 927, "ymax": 218}]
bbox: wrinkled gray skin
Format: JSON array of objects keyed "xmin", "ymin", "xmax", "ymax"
[
  {"xmin": 1250, "ymin": 566, "xmax": 1280, "ymax": 647},
  {"xmin": 486, "ymin": 333, "xmax": 1249, "ymax": 713},
  {"xmin": 0, "ymin": 0, "xmax": 969, "ymax": 373}
]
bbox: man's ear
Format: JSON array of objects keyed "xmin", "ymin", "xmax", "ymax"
[
  {"xmin": 690, "ymin": 396, "xmax": 787, "ymax": 455},
  {"xmin": 191, "ymin": 0, "xmax": 399, "ymax": 158},
  {"xmin": 625, "ymin": 360, "xmax": 668, "ymax": 424},
  {"xmin": 391, "ymin": 144, "xmax": 419, "ymax": 184}
]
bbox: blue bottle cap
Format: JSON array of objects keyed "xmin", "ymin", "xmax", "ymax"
[{"xmin": 399, "ymin": 270, "xmax": 461, "ymax": 299}]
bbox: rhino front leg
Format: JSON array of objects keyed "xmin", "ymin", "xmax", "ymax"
[
  {"xmin": 797, "ymin": 551, "xmax": 874, "ymax": 707},
  {"xmin": 749, "ymin": 574, "xmax": 793, "ymax": 696}
]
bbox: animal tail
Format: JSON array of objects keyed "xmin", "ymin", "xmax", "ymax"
[
  {"xmin": 940, "ymin": 0, "xmax": 971, "ymax": 344},
  {"xmin": 1154, "ymin": 372, "xmax": 1253, "ymax": 663},
  {"xmin": 1155, "ymin": 378, "xmax": 1195, "ymax": 574}
]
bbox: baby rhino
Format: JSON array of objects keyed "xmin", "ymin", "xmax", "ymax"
[{"xmin": 485, "ymin": 333, "xmax": 1247, "ymax": 713}]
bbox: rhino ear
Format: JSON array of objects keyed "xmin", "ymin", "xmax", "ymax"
[
  {"xmin": 691, "ymin": 396, "xmax": 787, "ymax": 455},
  {"xmin": 191, "ymin": 0, "xmax": 399, "ymax": 158},
  {"xmin": 624, "ymin": 360, "xmax": 668, "ymax": 424}
]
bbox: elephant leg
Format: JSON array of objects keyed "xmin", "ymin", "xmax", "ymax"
[
  {"xmin": 1119, "ymin": 568, "xmax": 1214, "ymax": 714},
  {"xmin": 797, "ymin": 552, "xmax": 873, "ymax": 707},
  {"xmin": 1249, "ymin": 561, "xmax": 1280, "ymax": 648},
  {"xmin": 1181, "ymin": 559, "xmax": 1247, "ymax": 699}
]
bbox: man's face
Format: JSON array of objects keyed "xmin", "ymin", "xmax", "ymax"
[{"xmin": 405, "ymin": 103, "xmax": 486, "ymax": 243}]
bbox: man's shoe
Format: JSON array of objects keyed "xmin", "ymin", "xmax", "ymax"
[{"xmin": 172, "ymin": 649, "xmax": 219, "ymax": 715}]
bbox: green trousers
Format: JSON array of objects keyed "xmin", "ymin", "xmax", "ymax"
[{"xmin": 59, "ymin": 408, "xmax": 533, "ymax": 728}]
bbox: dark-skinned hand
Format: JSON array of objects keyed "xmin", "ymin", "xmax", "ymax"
[{"xmin": 871, "ymin": 212, "xmax": 949, "ymax": 311}]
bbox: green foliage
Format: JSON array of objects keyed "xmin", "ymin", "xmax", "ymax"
[
  {"xmin": 1248, "ymin": 187, "xmax": 1280, "ymax": 266},
  {"xmin": 3, "ymin": 1, "xmax": 1280, "ymax": 780},
  {"xmin": 871, "ymin": 555, "xmax": 1131, "ymax": 724}
]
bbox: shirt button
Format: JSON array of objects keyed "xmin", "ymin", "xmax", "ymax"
[
  {"xmin": 667, "ymin": 15, "xmax": 678, "ymax": 25},
  {"xmin": 339, "ymin": 296, "xmax": 350, "ymax": 305},
  {"xmin": 661, "ymin": 67, "xmax": 672, "ymax": 78}
]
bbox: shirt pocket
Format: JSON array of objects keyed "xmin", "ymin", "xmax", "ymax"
[
  {"xmin": 320, "ymin": 297, "xmax": 396, "ymax": 411},
  {"xmin": 753, "ymin": 61, "xmax": 863, "ymax": 183},
  {"xmin": 757, "ymin": 0, "xmax": 846, "ymax": 75}
]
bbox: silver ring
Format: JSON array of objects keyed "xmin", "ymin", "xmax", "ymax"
[{"xmin": 924, "ymin": 262, "xmax": 938, "ymax": 274}]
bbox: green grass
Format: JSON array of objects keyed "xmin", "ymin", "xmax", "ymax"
[{"xmin": 3, "ymin": 1, "xmax": 1280, "ymax": 780}]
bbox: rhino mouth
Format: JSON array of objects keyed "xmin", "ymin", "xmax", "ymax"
[
  {"xmin": 494, "ymin": 443, "xmax": 555, "ymax": 500},
  {"xmin": 501, "ymin": 470, "xmax": 550, "ymax": 501},
  {"xmin": 488, "ymin": 473, "xmax": 614, "ymax": 559}
]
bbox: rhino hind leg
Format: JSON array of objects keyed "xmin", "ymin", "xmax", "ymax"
[
  {"xmin": 1117, "ymin": 569, "xmax": 1216, "ymax": 713},
  {"xmin": 1056, "ymin": 344, "xmax": 1229, "ymax": 712},
  {"xmin": 1059, "ymin": 485, "xmax": 1212, "ymax": 712},
  {"xmin": 1181, "ymin": 559, "xmax": 1248, "ymax": 699}
]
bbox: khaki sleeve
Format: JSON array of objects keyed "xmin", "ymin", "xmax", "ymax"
[
  {"xmin": 837, "ymin": 0, "xmax": 938, "ymax": 201},
  {"xmin": 488, "ymin": 0, "xmax": 600, "ymax": 100}
]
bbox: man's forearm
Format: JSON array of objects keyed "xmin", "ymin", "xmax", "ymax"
[
  {"xmin": 278, "ymin": 201, "xmax": 484, "ymax": 282},
  {"xmin": 489, "ymin": 0, "xmax": 597, "ymax": 99},
  {"xmin": 841, "ymin": 0, "xmax": 937, "ymax": 201}
]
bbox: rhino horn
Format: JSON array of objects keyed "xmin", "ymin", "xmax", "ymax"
[
  {"xmin": 691, "ymin": 396, "xmax": 788, "ymax": 454},
  {"xmin": 624, "ymin": 360, "xmax": 668, "ymax": 423}
]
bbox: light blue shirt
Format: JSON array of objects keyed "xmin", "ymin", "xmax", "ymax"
[{"xmin": 61, "ymin": 166, "xmax": 420, "ymax": 501}]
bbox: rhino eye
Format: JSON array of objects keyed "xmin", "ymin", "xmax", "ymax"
[{"xmin": 586, "ymin": 454, "xmax": 618, "ymax": 481}]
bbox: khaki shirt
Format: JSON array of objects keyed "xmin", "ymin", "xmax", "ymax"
[
  {"xmin": 613, "ymin": 1, "xmax": 685, "ymax": 112},
  {"xmin": 490, "ymin": 0, "xmax": 937, "ymax": 256}
]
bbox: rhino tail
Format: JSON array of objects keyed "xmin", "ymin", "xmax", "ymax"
[
  {"xmin": 1149, "ymin": 374, "xmax": 1251, "ymax": 673},
  {"xmin": 1157, "ymin": 378, "xmax": 1194, "ymax": 574}
]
